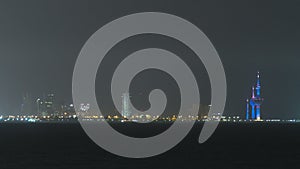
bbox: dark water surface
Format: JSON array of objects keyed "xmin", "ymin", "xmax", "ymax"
[{"xmin": 0, "ymin": 122, "xmax": 299, "ymax": 169}]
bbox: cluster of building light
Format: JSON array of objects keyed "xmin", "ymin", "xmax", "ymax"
[
  {"xmin": 1, "ymin": 113, "xmax": 300, "ymax": 123},
  {"xmin": 2, "ymin": 73, "xmax": 299, "ymax": 124},
  {"xmin": 0, "ymin": 115, "xmax": 40, "ymax": 122},
  {"xmin": 77, "ymin": 113, "xmax": 242, "ymax": 123}
]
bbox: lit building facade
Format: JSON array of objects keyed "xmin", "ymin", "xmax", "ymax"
[
  {"xmin": 246, "ymin": 71, "xmax": 264, "ymax": 120},
  {"xmin": 36, "ymin": 93, "xmax": 56, "ymax": 116},
  {"xmin": 121, "ymin": 92, "xmax": 131, "ymax": 118}
]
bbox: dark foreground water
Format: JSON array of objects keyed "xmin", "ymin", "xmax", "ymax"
[{"xmin": 0, "ymin": 122, "xmax": 299, "ymax": 169}]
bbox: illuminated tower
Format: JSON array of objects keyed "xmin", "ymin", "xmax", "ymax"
[
  {"xmin": 121, "ymin": 92, "xmax": 131, "ymax": 119},
  {"xmin": 255, "ymin": 72, "xmax": 262, "ymax": 120},
  {"xmin": 246, "ymin": 99, "xmax": 249, "ymax": 120},
  {"xmin": 246, "ymin": 71, "xmax": 264, "ymax": 121},
  {"xmin": 251, "ymin": 86, "xmax": 256, "ymax": 119},
  {"xmin": 45, "ymin": 93, "xmax": 55, "ymax": 116},
  {"xmin": 37, "ymin": 93, "xmax": 55, "ymax": 116}
]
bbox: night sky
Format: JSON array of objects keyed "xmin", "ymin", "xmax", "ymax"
[{"xmin": 0, "ymin": 0, "xmax": 299, "ymax": 119}]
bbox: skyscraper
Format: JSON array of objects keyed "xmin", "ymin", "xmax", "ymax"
[
  {"xmin": 37, "ymin": 93, "xmax": 56, "ymax": 116},
  {"xmin": 45, "ymin": 93, "xmax": 55, "ymax": 116},
  {"xmin": 121, "ymin": 92, "xmax": 131, "ymax": 119}
]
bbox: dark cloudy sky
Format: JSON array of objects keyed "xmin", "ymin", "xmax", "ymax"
[{"xmin": 0, "ymin": 0, "xmax": 299, "ymax": 119}]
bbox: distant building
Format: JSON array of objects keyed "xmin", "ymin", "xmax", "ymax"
[
  {"xmin": 36, "ymin": 93, "xmax": 56, "ymax": 116},
  {"xmin": 45, "ymin": 93, "xmax": 55, "ymax": 116},
  {"xmin": 58, "ymin": 102, "xmax": 75, "ymax": 118},
  {"xmin": 246, "ymin": 71, "xmax": 264, "ymax": 121},
  {"xmin": 121, "ymin": 92, "xmax": 131, "ymax": 118},
  {"xmin": 198, "ymin": 104, "xmax": 210, "ymax": 119},
  {"xmin": 36, "ymin": 98, "xmax": 43, "ymax": 116}
]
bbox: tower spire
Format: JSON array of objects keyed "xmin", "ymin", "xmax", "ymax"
[
  {"xmin": 256, "ymin": 71, "xmax": 260, "ymax": 87},
  {"xmin": 256, "ymin": 71, "xmax": 261, "ymax": 97},
  {"xmin": 246, "ymin": 99, "xmax": 249, "ymax": 120}
]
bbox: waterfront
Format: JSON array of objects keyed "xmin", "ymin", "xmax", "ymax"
[{"xmin": 0, "ymin": 122, "xmax": 299, "ymax": 169}]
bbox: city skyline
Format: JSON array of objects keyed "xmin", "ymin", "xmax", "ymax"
[
  {"xmin": 0, "ymin": 1, "xmax": 300, "ymax": 119},
  {"xmin": 0, "ymin": 1, "xmax": 299, "ymax": 168}
]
